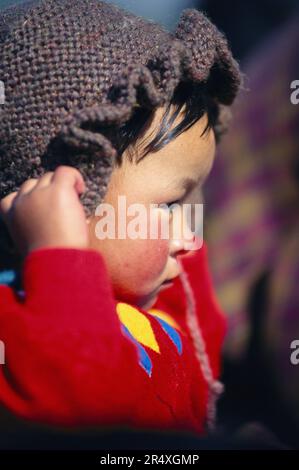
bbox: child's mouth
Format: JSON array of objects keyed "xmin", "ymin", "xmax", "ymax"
[{"xmin": 159, "ymin": 280, "xmax": 174, "ymax": 291}]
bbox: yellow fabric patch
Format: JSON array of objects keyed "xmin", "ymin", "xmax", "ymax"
[
  {"xmin": 116, "ymin": 303, "xmax": 160, "ymax": 354},
  {"xmin": 148, "ymin": 308, "xmax": 181, "ymax": 332}
]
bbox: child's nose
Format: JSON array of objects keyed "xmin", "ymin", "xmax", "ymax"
[
  {"xmin": 169, "ymin": 233, "xmax": 195, "ymax": 257},
  {"xmin": 169, "ymin": 238, "xmax": 189, "ymax": 257},
  {"xmin": 169, "ymin": 207, "xmax": 196, "ymax": 256}
]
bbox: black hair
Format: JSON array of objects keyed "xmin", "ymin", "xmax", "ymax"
[{"xmin": 91, "ymin": 81, "xmax": 220, "ymax": 166}]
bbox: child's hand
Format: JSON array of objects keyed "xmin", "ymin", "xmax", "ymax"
[{"xmin": 0, "ymin": 166, "xmax": 89, "ymax": 256}]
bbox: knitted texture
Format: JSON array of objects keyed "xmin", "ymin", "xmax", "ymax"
[
  {"xmin": 0, "ymin": 0, "xmax": 240, "ymax": 215},
  {"xmin": 179, "ymin": 262, "xmax": 224, "ymax": 432}
]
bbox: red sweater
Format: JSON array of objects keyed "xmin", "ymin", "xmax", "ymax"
[{"xmin": 0, "ymin": 244, "xmax": 226, "ymax": 435}]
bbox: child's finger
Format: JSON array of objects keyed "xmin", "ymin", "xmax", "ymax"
[
  {"xmin": 18, "ymin": 178, "xmax": 39, "ymax": 196},
  {"xmin": 0, "ymin": 191, "xmax": 18, "ymax": 217},
  {"xmin": 34, "ymin": 172, "xmax": 55, "ymax": 189},
  {"xmin": 52, "ymin": 165, "xmax": 86, "ymax": 195}
]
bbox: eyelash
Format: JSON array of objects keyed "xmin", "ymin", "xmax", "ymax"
[{"xmin": 165, "ymin": 200, "xmax": 180, "ymax": 210}]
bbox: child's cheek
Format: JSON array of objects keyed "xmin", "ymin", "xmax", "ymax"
[
  {"xmin": 126, "ymin": 208, "xmax": 170, "ymax": 284},
  {"xmin": 124, "ymin": 237, "xmax": 168, "ymax": 287}
]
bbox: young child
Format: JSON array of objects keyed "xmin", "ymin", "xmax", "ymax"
[{"xmin": 0, "ymin": 0, "xmax": 240, "ymax": 436}]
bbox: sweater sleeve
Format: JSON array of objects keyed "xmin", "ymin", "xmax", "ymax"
[{"xmin": 0, "ymin": 248, "xmax": 144, "ymax": 426}]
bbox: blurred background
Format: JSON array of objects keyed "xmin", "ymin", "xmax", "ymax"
[{"xmin": 1, "ymin": 0, "xmax": 299, "ymax": 449}]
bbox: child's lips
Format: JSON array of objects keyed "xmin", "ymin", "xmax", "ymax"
[
  {"xmin": 152, "ymin": 272, "xmax": 180, "ymax": 296},
  {"xmin": 151, "ymin": 280, "xmax": 173, "ymax": 297},
  {"xmin": 158, "ymin": 279, "xmax": 175, "ymax": 291}
]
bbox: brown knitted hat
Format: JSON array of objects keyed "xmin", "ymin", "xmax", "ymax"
[{"xmin": 0, "ymin": 0, "xmax": 240, "ymax": 216}]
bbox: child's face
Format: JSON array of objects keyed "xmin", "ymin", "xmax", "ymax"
[{"xmin": 87, "ymin": 107, "xmax": 215, "ymax": 309}]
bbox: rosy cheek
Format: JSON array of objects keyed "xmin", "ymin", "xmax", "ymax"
[
  {"xmin": 123, "ymin": 207, "xmax": 170, "ymax": 282},
  {"xmin": 144, "ymin": 238, "xmax": 169, "ymax": 277},
  {"xmin": 127, "ymin": 237, "xmax": 169, "ymax": 285}
]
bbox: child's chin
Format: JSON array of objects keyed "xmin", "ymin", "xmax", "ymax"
[
  {"xmin": 136, "ymin": 292, "xmax": 158, "ymax": 311},
  {"xmin": 115, "ymin": 288, "xmax": 157, "ymax": 311}
]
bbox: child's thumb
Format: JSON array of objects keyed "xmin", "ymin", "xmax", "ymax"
[{"xmin": 52, "ymin": 165, "xmax": 86, "ymax": 195}]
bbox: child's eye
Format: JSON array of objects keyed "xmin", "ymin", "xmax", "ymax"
[{"xmin": 165, "ymin": 200, "xmax": 180, "ymax": 212}]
